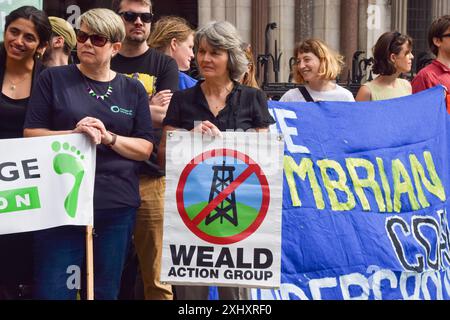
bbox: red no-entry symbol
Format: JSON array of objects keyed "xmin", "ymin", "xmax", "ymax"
[{"xmin": 176, "ymin": 149, "xmax": 270, "ymax": 245}]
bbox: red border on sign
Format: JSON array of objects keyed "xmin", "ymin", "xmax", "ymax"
[{"xmin": 176, "ymin": 149, "xmax": 270, "ymax": 245}]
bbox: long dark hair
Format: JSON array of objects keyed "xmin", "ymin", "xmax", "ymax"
[
  {"xmin": 4, "ymin": 6, "xmax": 51, "ymax": 49},
  {"xmin": 372, "ymin": 31, "xmax": 413, "ymax": 76}
]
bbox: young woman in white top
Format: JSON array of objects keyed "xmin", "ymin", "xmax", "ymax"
[
  {"xmin": 356, "ymin": 32, "xmax": 413, "ymax": 101},
  {"xmin": 280, "ymin": 39, "xmax": 354, "ymax": 102}
]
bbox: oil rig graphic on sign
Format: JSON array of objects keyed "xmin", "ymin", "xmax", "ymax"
[{"xmin": 205, "ymin": 160, "xmax": 239, "ymax": 226}]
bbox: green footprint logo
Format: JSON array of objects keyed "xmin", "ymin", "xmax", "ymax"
[{"xmin": 51, "ymin": 141, "xmax": 85, "ymax": 218}]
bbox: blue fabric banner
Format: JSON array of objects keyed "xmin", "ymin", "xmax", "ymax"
[{"xmin": 256, "ymin": 86, "xmax": 450, "ymax": 300}]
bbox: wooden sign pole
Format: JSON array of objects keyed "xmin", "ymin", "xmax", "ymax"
[{"xmin": 86, "ymin": 226, "xmax": 94, "ymax": 300}]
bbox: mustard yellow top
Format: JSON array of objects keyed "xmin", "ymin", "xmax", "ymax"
[{"xmin": 363, "ymin": 78, "xmax": 412, "ymax": 101}]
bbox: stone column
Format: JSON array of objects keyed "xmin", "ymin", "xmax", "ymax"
[
  {"xmin": 227, "ymin": 0, "xmax": 252, "ymax": 43},
  {"xmin": 391, "ymin": 0, "xmax": 408, "ymax": 33},
  {"xmin": 296, "ymin": 0, "xmax": 313, "ymax": 43},
  {"xmin": 251, "ymin": 0, "xmax": 269, "ymax": 62},
  {"xmin": 432, "ymin": 0, "xmax": 450, "ymax": 20},
  {"xmin": 198, "ymin": 0, "xmax": 251, "ymax": 43},
  {"xmin": 313, "ymin": 0, "xmax": 341, "ymax": 51},
  {"xmin": 366, "ymin": 0, "xmax": 391, "ymax": 58},
  {"xmin": 211, "ymin": 0, "xmax": 226, "ymax": 21},
  {"xmin": 269, "ymin": 0, "xmax": 296, "ymax": 82},
  {"xmin": 358, "ymin": 0, "xmax": 369, "ymax": 51},
  {"xmin": 198, "ymin": 0, "xmax": 212, "ymax": 27},
  {"xmin": 225, "ymin": 0, "xmax": 237, "ymax": 25},
  {"xmin": 340, "ymin": 0, "xmax": 358, "ymax": 81}
]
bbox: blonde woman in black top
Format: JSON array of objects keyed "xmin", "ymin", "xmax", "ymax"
[{"xmin": 24, "ymin": 8, "xmax": 153, "ymax": 300}]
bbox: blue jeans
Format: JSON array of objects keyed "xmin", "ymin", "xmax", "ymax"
[{"xmin": 32, "ymin": 207, "xmax": 136, "ymax": 300}]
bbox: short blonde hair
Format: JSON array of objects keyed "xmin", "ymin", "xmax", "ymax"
[
  {"xmin": 78, "ymin": 8, "xmax": 125, "ymax": 43},
  {"xmin": 292, "ymin": 39, "xmax": 344, "ymax": 84},
  {"xmin": 148, "ymin": 16, "xmax": 194, "ymax": 51}
]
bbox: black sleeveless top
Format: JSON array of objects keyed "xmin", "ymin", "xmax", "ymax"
[
  {"xmin": 0, "ymin": 45, "xmax": 45, "ymax": 139},
  {"xmin": 0, "ymin": 93, "xmax": 30, "ymax": 139}
]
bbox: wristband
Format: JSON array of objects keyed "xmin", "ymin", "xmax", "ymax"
[{"xmin": 107, "ymin": 132, "xmax": 117, "ymax": 147}]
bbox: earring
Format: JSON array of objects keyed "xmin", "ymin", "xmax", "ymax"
[{"xmin": 35, "ymin": 52, "xmax": 42, "ymax": 60}]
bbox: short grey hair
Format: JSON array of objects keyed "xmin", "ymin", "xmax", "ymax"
[
  {"xmin": 194, "ymin": 21, "xmax": 248, "ymax": 82},
  {"xmin": 78, "ymin": 8, "xmax": 125, "ymax": 43}
]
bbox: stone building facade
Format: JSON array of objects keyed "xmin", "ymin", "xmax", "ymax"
[
  {"xmin": 37, "ymin": 0, "xmax": 450, "ymax": 83},
  {"xmin": 193, "ymin": 0, "xmax": 450, "ymax": 82},
  {"xmin": 191, "ymin": 0, "xmax": 450, "ymax": 83}
]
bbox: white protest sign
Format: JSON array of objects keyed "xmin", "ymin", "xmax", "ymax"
[
  {"xmin": 0, "ymin": 134, "xmax": 96, "ymax": 235},
  {"xmin": 162, "ymin": 132, "xmax": 284, "ymax": 288}
]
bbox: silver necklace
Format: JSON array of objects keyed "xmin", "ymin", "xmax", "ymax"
[{"xmin": 6, "ymin": 73, "xmax": 30, "ymax": 91}]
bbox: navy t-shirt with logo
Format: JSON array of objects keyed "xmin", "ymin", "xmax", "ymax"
[{"xmin": 24, "ymin": 64, "xmax": 153, "ymax": 210}]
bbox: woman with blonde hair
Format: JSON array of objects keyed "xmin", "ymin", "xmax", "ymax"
[
  {"xmin": 280, "ymin": 39, "xmax": 354, "ymax": 102},
  {"xmin": 148, "ymin": 16, "xmax": 196, "ymax": 90},
  {"xmin": 24, "ymin": 8, "xmax": 153, "ymax": 300}
]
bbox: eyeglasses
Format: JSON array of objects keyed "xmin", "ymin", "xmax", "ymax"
[
  {"xmin": 76, "ymin": 30, "xmax": 109, "ymax": 47},
  {"xmin": 119, "ymin": 11, "xmax": 154, "ymax": 24},
  {"xmin": 441, "ymin": 33, "xmax": 450, "ymax": 38}
]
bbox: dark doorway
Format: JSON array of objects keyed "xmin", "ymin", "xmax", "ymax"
[
  {"xmin": 407, "ymin": 0, "xmax": 433, "ymax": 73},
  {"xmin": 152, "ymin": 0, "xmax": 198, "ymax": 28}
]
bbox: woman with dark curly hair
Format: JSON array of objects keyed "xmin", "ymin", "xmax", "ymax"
[{"xmin": 356, "ymin": 31, "xmax": 414, "ymax": 101}]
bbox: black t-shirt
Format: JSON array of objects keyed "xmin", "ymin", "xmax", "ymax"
[
  {"xmin": 24, "ymin": 64, "xmax": 153, "ymax": 210},
  {"xmin": 111, "ymin": 49, "xmax": 179, "ymax": 177},
  {"xmin": 163, "ymin": 81, "xmax": 276, "ymax": 131}
]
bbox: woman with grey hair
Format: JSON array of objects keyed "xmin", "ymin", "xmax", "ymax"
[
  {"xmin": 158, "ymin": 21, "xmax": 275, "ymax": 300},
  {"xmin": 24, "ymin": 8, "xmax": 154, "ymax": 299}
]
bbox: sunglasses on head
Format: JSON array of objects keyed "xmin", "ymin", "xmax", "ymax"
[
  {"xmin": 388, "ymin": 31, "xmax": 403, "ymax": 50},
  {"xmin": 76, "ymin": 30, "xmax": 109, "ymax": 47},
  {"xmin": 119, "ymin": 11, "xmax": 154, "ymax": 23}
]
